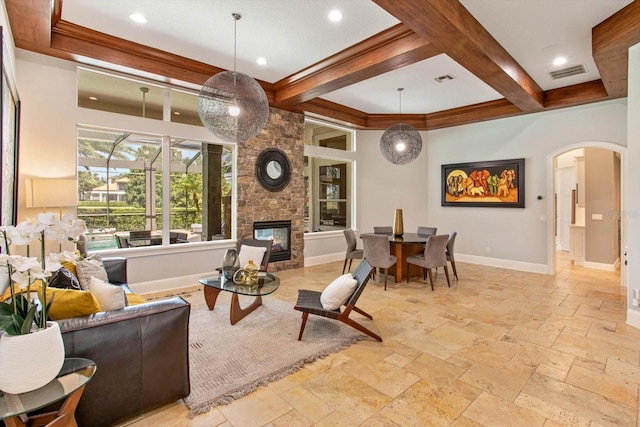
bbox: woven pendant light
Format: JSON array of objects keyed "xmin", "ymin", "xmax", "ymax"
[
  {"xmin": 379, "ymin": 88, "xmax": 422, "ymax": 165},
  {"xmin": 198, "ymin": 13, "xmax": 269, "ymax": 143}
]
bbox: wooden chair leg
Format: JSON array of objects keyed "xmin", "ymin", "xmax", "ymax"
[
  {"xmin": 340, "ymin": 317, "xmax": 382, "ymax": 342},
  {"xmin": 423, "ymin": 267, "xmax": 427, "ymax": 280},
  {"xmin": 348, "ymin": 259, "xmax": 353, "ymax": 272},
  {"xmin": 444, "ymin": 266, "xmax": 451, "ymax": 287},
  {"xmin": 342, "ymin": 259, "xmax": 348, "ymax": 274},
  {"xmin": 298, "ymin": 312, "xmax": 309, "ymax": 341},
  {"xmin": 383, "ymin": 268, "xmax": 388, "ymax": 291},
  {"xmin": 427, "ymin": 268, "xmax": 434, "ymax": 291},
  {"xmin": 451, "ymin": 261, "xmax": 459, "ymax": 280},
  {"xmin": 353, "ymin": 305, "xmax": 373, "ymax": 319}
]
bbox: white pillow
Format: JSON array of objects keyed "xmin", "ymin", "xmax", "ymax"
[
  {"xmin": 238, "ymin": 245, "xmax": 267, "ymax": 269},
  {"xmin": 320, "ymin": 273, "xmax": 358, "ymax": 311},
  {"xmin": 88, "ymin": 276, "xmax": 126, "ymax": 311}
]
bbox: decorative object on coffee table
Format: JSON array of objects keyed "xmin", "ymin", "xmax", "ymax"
[{"xmin": 221, "ymin": 248, "xmax": 240, "ymax": 280}]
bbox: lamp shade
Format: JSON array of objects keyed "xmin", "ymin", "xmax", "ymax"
[
  {"xmin": 379, "ymin": 123, "xmax": 423, "ymax": 165},
  {"xmin": 25, "ymin": 179, "xmax": 77, "ymax": 208},
  {"xmin": 198, "ymin": 71, "xmax": 270, "ymax": 143}
]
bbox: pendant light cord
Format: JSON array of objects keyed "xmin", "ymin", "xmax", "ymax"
[{"xmin": 398, "ymin": 88, "xmax": 404, "ymax": 114}]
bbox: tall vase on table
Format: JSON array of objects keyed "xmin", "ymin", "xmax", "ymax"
[
  {"xmin": 222, "ymin": 248, "xmax": 240, "ymax": 280},
  {"xmin": 393, "ymin": 209, "xmax": 404, "ymax": 237}
]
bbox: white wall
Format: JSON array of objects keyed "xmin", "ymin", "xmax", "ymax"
[
  {"xmin": 627, "ymin": 43, "xmax": 640, "ymax": 328},
  {"xmin": 357, "ymin": 99, "xmax": 627, "ymax": 273}
]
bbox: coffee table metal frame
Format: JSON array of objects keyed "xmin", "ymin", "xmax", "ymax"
[{"xmin": 198, "ymin": 273, "xmax": 280, "ymax": 324}]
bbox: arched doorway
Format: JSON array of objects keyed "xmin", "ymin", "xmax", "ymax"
[{"xmin": 547, "ymin": 142, "xmax": 627, "ymax": 287}]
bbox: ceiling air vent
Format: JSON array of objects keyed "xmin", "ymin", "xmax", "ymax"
[
  {"xmin": 549, "ymin": 64, "xmax": 587, "ymax": 80},
  {"xmin": 434, "ymin": 74, "xmax": 454, "ymax": 83}
]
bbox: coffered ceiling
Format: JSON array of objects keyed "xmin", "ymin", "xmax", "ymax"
[{"xmin": 5, "ymin": 0, "xmax": 640, "ymax": 130}]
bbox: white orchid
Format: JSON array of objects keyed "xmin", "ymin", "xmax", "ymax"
[{"xmin": 0, "ymin": 212, "xmax": 87, "ymax": 335}]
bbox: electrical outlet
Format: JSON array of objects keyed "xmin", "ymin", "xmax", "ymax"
[{"xmin": 486, "ymin": 246, "xmax": 491, "ymax": 254}]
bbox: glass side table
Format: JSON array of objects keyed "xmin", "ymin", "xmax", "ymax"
[{"xmin": 0, "ymin": 357, "xmax": 96, "ymax": 427}]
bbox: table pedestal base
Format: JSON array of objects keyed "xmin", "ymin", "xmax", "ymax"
[
  {"xmin": 4, "ymin": 384, "xmax": 87, "ymax": 427},
  {"xmin": 204, "ymin": 286, "xmax": 263, "ymax": 325}
]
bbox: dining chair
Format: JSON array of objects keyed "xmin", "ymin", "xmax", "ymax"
[
  {"xmin": 446, "ymin": 231, "xmax": 459, "ymax": 280},
  {"xmin": 373, "ymin": 226, "xmax": 393, "ymax": 235},
  {"xmin": 342, "ymin": 229, "xmax": 363, "ymax": 274},
  {"xmin": 416, "ymin": 226, "xmax": 437, "ymax": 237},
  {"xmin": 294, "ymin": 259, "xmax": 381, "ymax": 342},
  {"xmin": 406, "ymin": 234, "xmax": 450, "ymax": 290},
  {"xmin": 362, "ymin": 233, "xmax": 397, "ymax": 290}
]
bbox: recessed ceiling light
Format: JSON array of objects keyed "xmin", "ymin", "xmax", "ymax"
[
  {"xmin": 256, "ymin": 57, "xmax": 267, "ymax": 66},
  {"xmin": 328, "ymin": 10, "xmax": 343, "ymax": 22},
  {"xmin": 173, "ymin": 111, "xmax": 181, "ymax": 115},
  {"xmin": 89, "ymin": 96, "xmax": 98, "ymax": 101},
  {"xmin": 129, "ymin": 13, "xmax": 147, "ymax": 24},
  {"xmin": 553, "ymin": 56, "xmax": 567, "ymax": 66}
]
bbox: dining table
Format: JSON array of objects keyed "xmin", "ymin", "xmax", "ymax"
[{"xmin": 363, "ymin": 232, "xmax": 431, "ymax": 283}]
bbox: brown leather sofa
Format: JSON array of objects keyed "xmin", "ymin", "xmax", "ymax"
[{"xmin": 56, "ymin": 257, "xmax": 191, "ymax": 427}]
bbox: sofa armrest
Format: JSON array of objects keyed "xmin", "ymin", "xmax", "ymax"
[
  {"xmin": 102, "ymin": 257, "xmax": 127, "ymax": 285},
  {"xmin": 57, "ymin": 297, "xmax": 191, "ymax": 427}
]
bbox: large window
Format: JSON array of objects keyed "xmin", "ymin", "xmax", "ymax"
[
  {"xmin": 304, "ymin": 120, "xmax": 355, "ymax": 232},
  {"xmin": 77, "ymin": 127, "xmax": 233, "ymax": 250}
]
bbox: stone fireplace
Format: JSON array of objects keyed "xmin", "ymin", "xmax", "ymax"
[{"xmin": 236, "ymin": 108, "xmax": 305, "ymax": 272}]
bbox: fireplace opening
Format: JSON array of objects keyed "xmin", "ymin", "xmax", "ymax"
[{"xmin": 253, "ymin": 220, "xmax": 291, "ymax": 262}]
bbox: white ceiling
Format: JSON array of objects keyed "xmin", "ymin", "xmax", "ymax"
[{"xmin": 62, "ymin": 0, "xmax": 633, "ymax": 115}]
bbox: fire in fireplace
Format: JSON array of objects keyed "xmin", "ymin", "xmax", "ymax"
[{"xmin": 253, "ymin": 220, "xmax": 291, "ymax": 262}]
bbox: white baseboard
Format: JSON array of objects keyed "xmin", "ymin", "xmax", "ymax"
[
  {"xmin": 583, "ymin": 260, "xmax": 617, "ymax": 271},
  {"xmin": 455, "ymin": 254, "xmax": 549, "ymax": 274},
  {"xmin": 129, "ymin": 272, "xmax": 212, "ymax": 295},
  {"xmin": 627, "ymin": 308, "xmax": 640, "ymax": 329},
  {"xmin": 304, "ymin": 252, "xmax": 344, "ymax": 267}
]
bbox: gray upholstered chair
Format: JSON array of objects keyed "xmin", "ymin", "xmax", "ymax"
[
  {"xmin": 342, "ymin": 229, "xmax": 364, "ymax": 274},
  {"xmin": 417, "ymin": 226, "xmax": 437, "ymax": 237},
  {"xmin": 446, "ymin": 231, "xmax": 458, "ymax": 280},
  {"xmin": 406, "ymin": 234, "xmax": 450, "ymax": 290},
  {"xmin": 373, "ymin": 226, "xmax": 393, "ymax": 235},
  {"xmin": 362, "ymin": 233, "xmax": 397, "ymax": 290}
]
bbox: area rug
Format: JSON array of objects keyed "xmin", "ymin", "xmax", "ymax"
[{"xmin": 183, "ymin": 293, "xmax": 367, "ymax": 418}]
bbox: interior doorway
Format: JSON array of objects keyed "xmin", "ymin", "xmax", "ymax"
[{"xmin": 548, "ymin": 142, "xmax": 626, "ymax": 287}]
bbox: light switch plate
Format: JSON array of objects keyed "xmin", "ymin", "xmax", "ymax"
[{"xmin": 592, "ymin": 213, "xmax": 603, "ymax": 220}]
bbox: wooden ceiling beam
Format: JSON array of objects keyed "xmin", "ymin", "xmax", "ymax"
[
  {"xmin": 372, "ymin": 0, "xmax": 544, "ymax": 112},
  {"xmin": 273, "ymin": 24, "xmax": 440, "ymax": 107},
  {"xmin": 4, "ymin": 0, "xmax": 54, "ymax": 48},
  {"xmin": 296, "ymin": 99, "xmax": 369, "ymax": 129},
  {"xmin": 592, "ymin": 0, "xmax": 640, "ymax": 99}
]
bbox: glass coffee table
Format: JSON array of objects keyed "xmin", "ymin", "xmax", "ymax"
[
  {"xmin": 0, "ymin": 358, "xmax": 96, "ymax": 427},
  {"xmin": 199, "ymin": 273, "xmax": 280, "ymax": 325}
]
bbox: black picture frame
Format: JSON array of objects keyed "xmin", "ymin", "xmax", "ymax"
[
  {"xmin": 0, "ymin": 26, "xmax": 20, "ymax": 226},
  {"xmin": 255, "ymin": 148, "xmax": 291, "ymax": 192},
  {"xmin": 441, "ymin": 158, "xmax": 525, "ymax": 208}
]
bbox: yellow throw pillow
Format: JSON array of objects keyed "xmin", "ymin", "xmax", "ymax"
[
  {"xmin": 0, "ymin": 280, "xmax": 43, "ymax": 302},
  {"xmin": 126, "ymin": 293, "xmax": 148, "ymax": 306},
  {"xmin": 40, "ymin": 287, "xmax": 102, "ymax": 320}
]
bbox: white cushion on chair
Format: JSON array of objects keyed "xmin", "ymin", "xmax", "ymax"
[
  {"xmin": 320, "ymin": 273, "xmax": 358, "ymax": 310},
  {"xmin": 238, "ymin": 245, "xmax": 267, "ymax": 269}
]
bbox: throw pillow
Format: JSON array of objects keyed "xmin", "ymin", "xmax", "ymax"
[
  {"xmin": 126, "ymin": 293, "xmax": 148, "ymax": 306},
  {"xmin": 49, "ymin": 267, "xmax": 82, "ymax": 290},
  {"xmin": 60, "ymin": 260, "xmax": 78, "ymax": 278},
  {"xmin": 320, "ymin": 273, "xmax": 358, "ymax": 311},
  {"xmin": 0, "ymin": 280, "xmax": 43, "ymax": 302},
  {"xmin": 88, "ymin": 277, "xmax": 126, "ymax": 311},
  {"xmin": 238, "ymin": 245, "xmax": 267, "ymax": 269},
  {"xmin": 40, "ymin": 287, "xmax": 102, "ymax": 320},
  {"xmin": 75, "ymin": 257, "xmax": 108, "ymax": 290}
]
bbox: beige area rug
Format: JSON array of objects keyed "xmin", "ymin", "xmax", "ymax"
[{"xmin": 183, "ymin": 292, "xmax": 366, "ymax": 418}]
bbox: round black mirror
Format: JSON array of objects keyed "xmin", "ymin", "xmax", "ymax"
[{"xmin": 255, "ymin": 148, "xmax": 291, "ymax": 192}]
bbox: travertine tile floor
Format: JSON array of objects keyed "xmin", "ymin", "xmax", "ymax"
[{"xmin": 122, "ymin": 253, "xmax": 638, "ymax": 427}]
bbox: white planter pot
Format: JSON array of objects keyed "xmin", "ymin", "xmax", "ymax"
[{"xmin": 0, "ymin": 321, "xmax": 65, "ymax": 394}]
